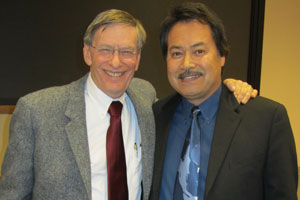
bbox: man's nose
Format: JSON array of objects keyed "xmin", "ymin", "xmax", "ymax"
[
  {"xmin": 110, "ymin": 50, "xmax": 121, "ymax": 68},
  {"xmin": 182, "ymin": 52, "xmax": 195, "ymax": 69}
]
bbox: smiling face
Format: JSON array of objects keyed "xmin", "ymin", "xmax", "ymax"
[
  {"xmin": 167, "ymin": 20, "xmax": 226, "ymax": 105},
  {"xmin": 83, "ymin": 24, "xmax": 141, "ymax": 98}
]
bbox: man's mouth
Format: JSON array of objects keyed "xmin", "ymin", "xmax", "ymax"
[
  {"xmin": 177, "ymin": 69, "xmax": 204, "ymax": 80},
  {"xmin": 105, "ymin": 70, "xmax": 124, "ymax": 77}
]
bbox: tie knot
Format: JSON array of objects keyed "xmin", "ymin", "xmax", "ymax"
[
  {"xmin": 108, "ymin": 101, "xmax": 123, "ymax": 117},
  {"xmin": 192, "ymin": 106, "xmax": 201, "ymax": 116}
]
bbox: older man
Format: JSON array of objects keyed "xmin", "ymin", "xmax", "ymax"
[{"xmin": 0, "ymin": 9, "xmax": 156, "ymax": 200}]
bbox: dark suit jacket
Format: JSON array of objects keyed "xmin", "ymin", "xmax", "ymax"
[
  {"xmin": 151, "ymin": 84, "xmax": 298, "ymax": 200},
  {"xmin": 0, "ymin": 74, "xmax": 156, "ymax": 200}
]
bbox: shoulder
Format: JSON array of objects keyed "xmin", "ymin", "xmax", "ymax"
[
  {"xmin": 129, "ymin": 77, "xmax": 156, "ymax": 93},
  {"xmin": 15, "ymin": 75, "xmax": 86, "ymax": 113},
  {"xmin": 153, "ymin": 93, "xmax": 181, "ymax": 115},
  {"xmin": 128, "ymin": 77, "xmax": 157, "ymax": 100},
  {"xmin": 242, "ymin": 95, "xmax": 286, "ymax": 112},
  {"xmin": 221, "ymin": 84, "xmax": 287, "ymax": 116},
  {"xmin": 235, "ymin": 95, "xmax": 289, "ymax": 122}
]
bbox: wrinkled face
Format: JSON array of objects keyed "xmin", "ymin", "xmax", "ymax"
[
  {"xmin": 167, "ymin": 20, "xmax": 225, "ymax": 105},
  {"xmin": 83, "ymin": 24, "xmax": 140, "ymax": 98}
]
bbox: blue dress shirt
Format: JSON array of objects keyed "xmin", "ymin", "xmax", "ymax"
[{"xmin": 159, "ymin": 86, "xmax": 222, "ymax": 200}]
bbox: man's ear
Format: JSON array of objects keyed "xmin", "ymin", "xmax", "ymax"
[
  {"xmin": 83, "ymin": 44, "xmax": 92, "ymax": 66},
  {"xmin": 221, "ymin": 56, "xmax": 226, "ymax": 68},
  {"xmin": 134, "ymin": 51, "xmax": 141, "ymax": 71}
]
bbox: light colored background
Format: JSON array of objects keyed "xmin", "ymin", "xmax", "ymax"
[
  {"xmin": 0, "ymin": 0, "xmax": 299, "ymax": 177},
  {"xmin": 260, "ymin": 0, "xmax": 300, "ymax": 166},
  {"xmin": 0, "ymin": 114, "xmax": 11, "ymax": 175}
]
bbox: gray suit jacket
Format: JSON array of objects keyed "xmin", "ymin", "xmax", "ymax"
[{"xmin": 0, "ymin": 74, "xmax": 156, "ymax": 200}]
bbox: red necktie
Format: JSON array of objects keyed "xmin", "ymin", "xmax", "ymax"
[{"xmin": 106, "ymin": 101, "xmax": 128, "ymax": 200}]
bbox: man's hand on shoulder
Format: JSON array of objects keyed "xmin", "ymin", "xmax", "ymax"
[{"xmin": 224, "ymin": 78, "xmax": 258, "ymax": 104}]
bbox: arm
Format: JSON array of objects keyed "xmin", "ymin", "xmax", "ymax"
[
  {"xmin": 223, "ymin": 79, "xmax": 258, "ymax": 104},
  {"xmin": 264, "ymin": 104, "xmax": 298, "ymax": 200},
  {"xmin": 0, "ymin": 98, "xmax": 34, "ymax": 199}
]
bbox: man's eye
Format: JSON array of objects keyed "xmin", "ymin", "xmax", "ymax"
[
  {"xmin": 171, "ymin": 52, "xmax": 183, "ymax": 58},
  {"xmin": 99, "ymin": 48, "xmax": 113, "ymax": 54},
  {"xmin": 194, "ymin": 49, "xmax": 204, "ymax": 56},
  {"xmin": 120, "ymin": 50, "xmax": 134, "ymax": 55}
]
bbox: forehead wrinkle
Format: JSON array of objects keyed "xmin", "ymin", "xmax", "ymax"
[
  {"xmin": 94, "ymin": 44, "xmax": 136, "ymax": 50},
  {"xmin": 191, "ymin": 42, "xmax": 205, "ymax": 49},
  {"xmin": 93, "ymin": 24, "xmax": 138, "ymax": 48}
]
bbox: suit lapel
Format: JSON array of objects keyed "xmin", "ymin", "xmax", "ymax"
[
  {"xmin": 64, "ymin": 75, "xmax": 91, "ymax": 200},
  {"xmin": 152, "ymin": 93, "xmax": 181, "ymax": 199},
  {"xmin": 205, "ymin": 85, "xmax": 241, "ymax": 197}
]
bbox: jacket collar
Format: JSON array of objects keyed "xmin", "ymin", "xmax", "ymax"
[{"xmin": 64, "ymin": 74, "xmax": 92, "ymax": 200}]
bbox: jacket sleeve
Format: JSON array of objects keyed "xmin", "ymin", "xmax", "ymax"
[
  {"xmin": 0, "ymin": 97, "xmax": 34, "ymax": 200},
  {"xmin": 264, "ymin": 104, "xmax": 298, "ymax": 200}
]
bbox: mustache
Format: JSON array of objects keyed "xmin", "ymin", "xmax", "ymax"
[{"xmin": 177, "ymin": 68, "xmax": 204, "ymax": 79}]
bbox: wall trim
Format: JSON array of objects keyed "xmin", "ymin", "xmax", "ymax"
[
  {"xmin": 247, "ymin": 0, "xmax": 265, "ymax": 92},
  {"xmin": 0, "ymin": 106, "xmax": 15, "ymax": 114}
]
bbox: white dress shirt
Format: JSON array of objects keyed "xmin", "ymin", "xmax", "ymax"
[{"xmin": 85, "ymin": 73, "xmax": 142, "ymax": 200}]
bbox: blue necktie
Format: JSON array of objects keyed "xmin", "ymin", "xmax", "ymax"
[{"xmin": 174, "ymin": 107, "xmax": 201, "ymax": 200}]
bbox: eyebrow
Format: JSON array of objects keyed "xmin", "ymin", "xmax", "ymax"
[
  {"xmin": 191, "ymin": 42, "xmax": 205, "ymax": 49},
  {"xmin": 169, "ymin": 42, "xmax": 206, "ymax": 51},
  {"xmin": 169, "ymin": 45, "xmax": 183, "ymax": 51}
]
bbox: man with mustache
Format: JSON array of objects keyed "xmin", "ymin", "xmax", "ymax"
[{"xmin": 150, "ymin": 2, "xmax": 298, "ymax": 200}]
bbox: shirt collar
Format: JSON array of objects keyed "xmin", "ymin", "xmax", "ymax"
[
  {"xmin": 181, "ymin": 85, "xmax": 222, "ymax": 120},
  {"xmin": 86, "ymin": 73, "xmax": 127, "ymax": 113}
]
